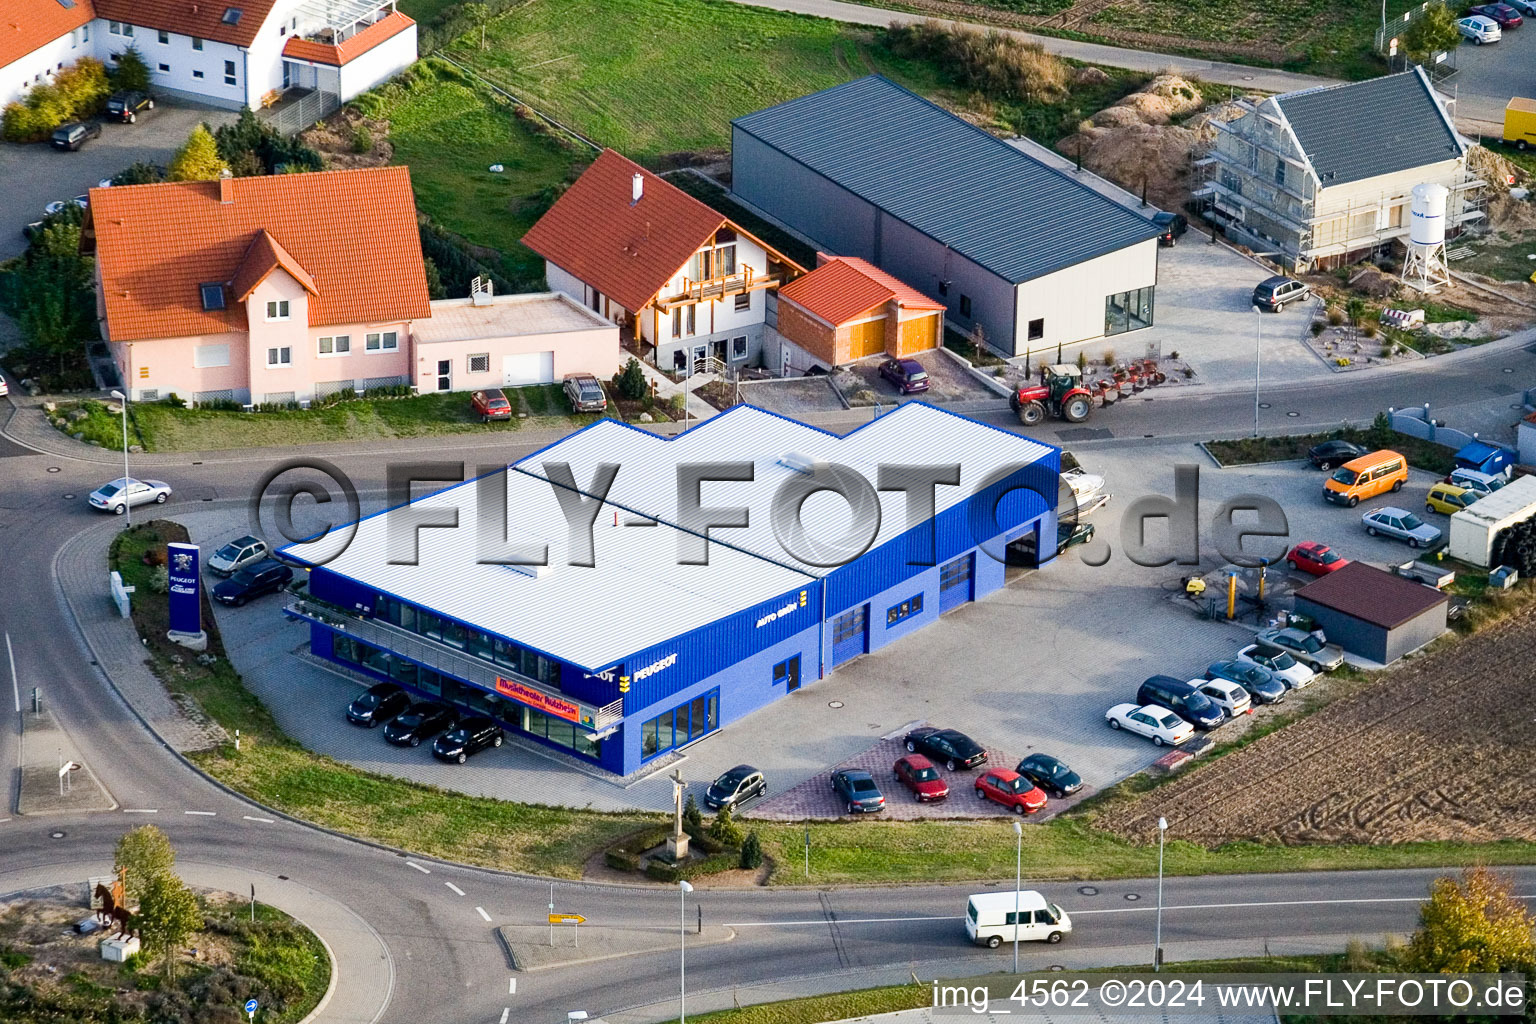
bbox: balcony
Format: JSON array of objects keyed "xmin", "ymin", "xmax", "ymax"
[
  {"xmin": 284, "ymin": 598, "xmax": 624, "ymax": 739},
  {"xmin": 658, "ymin": 264, "xmax": 785, "ymax": 310}
]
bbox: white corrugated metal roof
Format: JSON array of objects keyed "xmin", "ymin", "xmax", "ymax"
[
  {"xmin": 288, "ymin": 402, "xmax": 1054, "ymax": 668},
  {"xmin": 1449, "ymin": 473, "xmax": 1536, "ymax": 529}
]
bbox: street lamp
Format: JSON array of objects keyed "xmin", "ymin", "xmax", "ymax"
[
  {"xmin": 1154, "ymin": 816, "xmax": 1168, "ymax": 972},
  {"xmin": 679, "ymin": 879, "xmax": 693, "ymax": 1024},
  {"xmin": 110, "ymin": 389, "xmax": 130, "ymax": 527},
  {"xmin": 1012, "ymin": 820, "xmax": 1023, "ymax": 975},
  {"xmin": 1250, "ymin": 305, "xmax": 1262, "ymax": 438}
]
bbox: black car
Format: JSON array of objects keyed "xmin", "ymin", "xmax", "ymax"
[
  {"xmin": 432, "ymin": 715, "xmax": 504, "ymax": 763},
  {"xmin": 1014, "ymin": 754, "xmax": 1083, "ymax": 798},
  {"xmin": 831, "ymin": 769, "xmax": 886, "ymax": 813},
  {"xmin": 704, "ymin": 764, "xmax": 766, "ymax": 810},
  {"xmin": 51, "ymin": 121, "xmax": 102, "ymax": 151},
  {"xmin": 1307, "ymin": 439, "xmax": 1369, "ymax": 471},
  {"xmin": 1136, "ymin": 675, "xmax": 1226, "ymax": 730},
  {"xmin": 1205, "ymin": 660, "xmax": 1287, "ymax": 705},
  {"xmin": 346, "ymin": 682, "xmax": 410, "ymax": 727},
  {"xmin": 212, "ymin": 559, "xmax": 294, "ymax": 606},
  {"xmin": 383, "ymin": 701, "xmax": 458, "ymax": 747},
  {"xmin": 1152, "ymin": 211, "xmax": 1187, "ymax": 246},
  {"xmin": 105, "ymin": 91, "xmax": 155, "ymax": 123},
  {"xmin": 904, "ymin": 727, "xmax": 987, "ymax": 771}
]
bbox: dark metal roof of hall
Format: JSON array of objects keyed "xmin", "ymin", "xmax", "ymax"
[{"xmin": 731, "ymin": 75, "xmax": 1163, "ymax": 285}]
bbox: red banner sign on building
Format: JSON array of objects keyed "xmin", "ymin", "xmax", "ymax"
[{"xmin": 495, "ymin": 677, "xmax": 581, "ymax": 723}]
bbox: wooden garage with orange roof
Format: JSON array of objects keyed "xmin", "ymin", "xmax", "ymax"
[{"xmin": 771, "ymin": 254, "xmax": 945, "ymax": 371}]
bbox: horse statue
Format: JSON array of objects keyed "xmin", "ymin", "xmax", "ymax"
[
  {"xmin": 94, "ymin": 883, "xmax": 116, "ymax": 925},
  {"xmin": 108, "ymin": 903, "xmax": 138, "ymax": 940}
]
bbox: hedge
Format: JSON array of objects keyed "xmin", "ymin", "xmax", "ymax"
[{"xmin": 1, "ymin": 58, "xmax": 110, "ymax": 142}]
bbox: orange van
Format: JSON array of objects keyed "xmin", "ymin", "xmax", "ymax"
[{"xmin": 1323, "ymin": 450, "xmax": 1407, "ymax": 506}]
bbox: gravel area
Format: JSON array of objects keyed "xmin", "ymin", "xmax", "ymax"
[{"xmin": 834, "ymin": 351, "xmax": 1000, "ymax": 407}]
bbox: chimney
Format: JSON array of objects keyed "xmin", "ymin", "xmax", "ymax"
[
  {"xmin": 218, "ymin": 170, "xmax": 234, "ymax": 204},
  {"xmin": 631, "ymin": 172, "xmax": 643, "ymax": 206}
]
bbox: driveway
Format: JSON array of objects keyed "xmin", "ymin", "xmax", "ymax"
[
  {"xmin": 834, "ymin": 350, "xmax": 1002, "ymax": 406},
  {"xmin": 0, "ymin": 99, "xmax": 236, "ymax": 260}
]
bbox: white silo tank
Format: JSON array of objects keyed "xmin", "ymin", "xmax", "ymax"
[{"xmin": 1409, "ymin": 183, "xmax": 1448, "ymax": 246}]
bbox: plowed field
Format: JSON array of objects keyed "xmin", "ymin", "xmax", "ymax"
[{"xmin": 1097, "ymin": 610, "xmax": 1536, "ymax": 845}]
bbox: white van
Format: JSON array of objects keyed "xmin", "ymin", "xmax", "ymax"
[
  {"xmin": 1449, "ymin": 467, "xmax": 1506, "ymax": 498},
  {"xmin": 964, "ymin": 891, "xmax": 1072, "ymax": 948}
]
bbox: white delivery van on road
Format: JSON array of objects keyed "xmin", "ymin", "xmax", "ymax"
[{"xmin": 964, "ymin": 890, "xmax": 1072, "ymax": 948}]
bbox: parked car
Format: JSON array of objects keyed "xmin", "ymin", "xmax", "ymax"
[
  {"xmin": 0, "ymin": 372, "xmax": 8, "ymax": 396},
  {"xmin": 965, "ymin": 890, "xmax": 1072, "ymax": 948},
  {"xmin": 704, "ymin": 764, "xmax": 766, "ymax": 810},
  {"xmin": 212, "ymin": 559, "xmax": 294, "ymax": 606},
  {"xmin": 432, "ymin": 715, "xmax": 504, "ymax": 763},
  {"xmin": 1195, "ymin": 678, "xmax": 1253, "ymax": 718},
  {"xmin": 893, "ymin": 754, "xmax": 949, "ymax": 802},
  {"xmin": 831, "ymin": 769, "xmax": 886, "ymax": 813},
  {"xmin": 88, "ymin": 477, "xmax": 172, "ymax": 514},
  {"xmin": 345, "ymin": 682, "xmax": 410, "ymax": 727},
  {"xmin": 878, "ymin": 358, "xmax": 931, "ymax": 394},
  {"xmin": 1105, "ymin": 703, "xmax": 1195, "ymax": 746},
  {"xmin": 1252, "ymin": 275, "xmax": 1310, "ymax": 311},
  {"xmin": 1152, "ymin": 211, "xmax": 1187, "ymax": 246},
  {"xmin": 1257, "ymin": 626, "xmax": 1345, "ymax": 672},
  {"xmin": 1056, "ymin": 520, "xmax": 1095, "ymax": 555},
  {"xmin": 44, "ymin": 195, "xmax": 90, "ymax": 215},
  {"xmin": 383, "ymin": 701, "xmax": 459, "ymax": 747},
  {"xmin": 1507, "ymin": 0, "xmax": 1536, "ymax": 15},
  {"xmin": 564, "ymin": 373, "xmax": 608, "ymax": 413},
  {"xmin": 1447, "ymin": 467, "xmax": 1505, "ymax": 497},
  {"xmin": 904, "ymin": 727, "xmax": 988, "ymax": 771},
  {"xmin": 208, "ymin": 534, "xmax": 270, "ymax": 576},
  {"xmin": 470, "ymin": 388, "xmax": 512, "ymax": 422},
  {"xmin": 1457, "ymin": 14, "xmax": 1502, "ymax": 42},
  {"xmin": 974, "ymin": 768, "xmax": 1048, "ymax": 815},
  {"xmin": 1324, "ymin": 450, "xmax": 1406, "ymax": 507},
  {"xmin": 1236, "ymin": 643, "xmax": 1316, "ymax": 689},
  {"xmin": 1135, "ymin": 674, "xmax": 1225, "ymax": 729},
  {"xmin": 1470, "ymin": 3, "xmax": 1522, "ymax": 27},
  {"xmin": 1205, "ymin": 660, "xmax": 1287, "ymax": 704},
  {"xmin": 1014, "ymin": 754, "xmax": 1083, "ymax": 798},
  {"xmin": 1307, "ymin": 439, "xmax": 1369, "ymax": 471},
  {"xmin": 1362, "ymin": 506, "xmax": 1442, "ymax": 549},
  {"xmin": 1426, "ymin": 482, "xmax": 1478, "ymax": 515},
  {"xmin": 105, "ymin": 90, "xmax": 155, "ymax": 123},
  {"xmin": 50, "ymin": 121, "xmax": 101, "ymax": 151},
  {"xmin": 1285, "ymin": 541, "xmax": 1348, "ymax": 576}
]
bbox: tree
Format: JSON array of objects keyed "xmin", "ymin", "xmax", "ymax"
[
  {"xmin": 423, "ymin": 256, "xmax": 446, "ymax": 300},
  {"xmin": 683, "ymin": 792, "xmax": 703, "ymax": 831},
  {"xmin": 115, "ymin": 824, "xmax": 176, "ymax": 903},
  {"xmin": 615, "ymin": 356, "xmax": 648, "ymax": 400},
  {"xmin": 136, "ymin": 872, "xmax": 203, "ymax": 980},
  {"xmin": 465, "ymin": 3, "xmax": 493, "ymax": 49},
  {"xmin": 1400, "ymin": 4, "xmax": 1460, "ymax": 65},
  {"xmin": 738, "ymin": 831, "xmax": 763, "ymax": 870},
  {"xmin": 708, "ymin": 806, "xmax": 744, "ymax": 848},
  {"xmin": 168, "ymin": 124, "xmax": 229, "ymax": 181},
  {"xmin": 1404, "ymin": 867, "xmax": 1536, "ymax": 974},
  {"xmin": 111, "ymin": 161, "xmax": 165, "ymax": 186},
  {"xmin": 111, "ymin": 46, "xmax": 152, "ymax": 94}
]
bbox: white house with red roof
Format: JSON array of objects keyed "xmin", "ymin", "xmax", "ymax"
[{"xmin": 0, "ymin": 0, "xmax": 415, "ymax": 111}]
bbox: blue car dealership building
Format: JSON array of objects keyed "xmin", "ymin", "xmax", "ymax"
[{"xmin": 285, "ymin": 403, "xmax": 1059, "ymax": 777}]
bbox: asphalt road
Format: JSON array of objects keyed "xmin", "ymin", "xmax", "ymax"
[{"xmin": 2, "ymin": 337, "xmax": 1535, "ymax": 1023}]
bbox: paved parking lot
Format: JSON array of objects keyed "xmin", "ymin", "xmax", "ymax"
[
  {"xmin": 0, "ymin": 100, "xmax": 236, "ymax": 260},
  {"xmin": 834, "ymin": 350, "xmax": 1001, "ymax": 406},
  {"xmin": 1440, "ymin": 32, "xmax": 1535, "ymax": 131}
]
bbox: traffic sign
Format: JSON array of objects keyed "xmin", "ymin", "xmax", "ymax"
[
  {"xmin": 245, "ymin": 998, "xmax": 258, "ymax": 1015},
  {"xmin": 548, "ymin": 913, "xmax": 586, "ymax": 924}
]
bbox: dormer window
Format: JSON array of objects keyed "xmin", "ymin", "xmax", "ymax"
[
  {"xmin": 200, "ymin": 283, "xmax": 225, "ymax": 310},
  {"xmin": 266, "ymin": 299, "xmax": 290, "ymax": 321},
  {"xmin": 222, "ymin": 7, "xmax": 243, "ymax": 24}
]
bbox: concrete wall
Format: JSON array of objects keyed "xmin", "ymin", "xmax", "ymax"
[
  {"xmin": 1014, "ymin": 238, "xmax": 1159, "ymax": 353},
  {"xmin": 413, "ymin": 320, "xmax": 621, "ymax": 395}
]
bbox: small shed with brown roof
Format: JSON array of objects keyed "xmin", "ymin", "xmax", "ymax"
[
  {"xmin": 774, "ymin": 254, "xmax": 945, "ymax": 367},
  {"xmin": 1292, "ymin": 561, "xmax": 1448, "ymax": 664}
]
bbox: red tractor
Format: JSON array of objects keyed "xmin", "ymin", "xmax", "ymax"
[{"xmin": 1010, "ymin": 364, "xmax": 1095, "ymax": 426}]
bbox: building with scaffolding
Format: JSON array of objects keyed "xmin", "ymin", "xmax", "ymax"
[{"xmin": 1199, "ymin": 68, "xmax": 1483, "ymax": 272}]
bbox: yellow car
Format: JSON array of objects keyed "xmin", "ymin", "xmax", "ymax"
[{"xmin": 1425, "ymin": 482, "xmax": 1477, "ymax": 515}]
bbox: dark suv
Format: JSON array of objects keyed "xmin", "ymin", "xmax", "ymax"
[
  {"xmin": 1152, "ymin": 211, "xmax": 1187, "ymax": 246},
  {"xmin": 346, "ymin": 682, "xmax": 410, "ymax": 727},
  {"xmin": 51, "ymin": 121, "xmax": 102, "ymax": 151},
  {"xmin": 1136, "ymin": 674, "xmax": 1225, "ymax": 730},
  {"xmin": 106, "ymin": 91, "xmax": 155, "ymax": 123},
  {"xmin": 1252, "ymin": 275, "xmax": 1310, "ymax": 312}
]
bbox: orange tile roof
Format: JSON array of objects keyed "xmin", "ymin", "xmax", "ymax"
[
  {"xmin": 282, "ymin": 10, "xmax": 414, "ymax": 66},
  {"xmin": 1, "ymin": 0, "xmax": 96, "ymax": 71},
  {"xmin": 88, "ymin": 166, "xmax": 430, "ymax": 342},
  {"xmin": 777, "ymin": 255, "xmax": 944, "ymax": 326},
  {"xmin": 231, "ymin": 229, "xmax": 319, "ymax": 300},
  {"xmin": 93, "ymin": 0, "xmax": 278, "ymax": 47},
  {"xmin": 520, "ymin": 149, "xmax": 727, "ymax": 313}
]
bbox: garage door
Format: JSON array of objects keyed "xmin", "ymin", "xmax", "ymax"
[
  {"xmin": 847, "ymin": 317, "xmax": 885, "ymax": 360},
  {"xmin": 938, "ymin": 553, "xmax": 974, "ymax": 612},
  {"xmin": 897, "ymin": 312, "xmax": 938, "ymax": 356},
  {"xmin": 503, "ymin": 351, "xmax": 555, "ymax": 387},
  {"xmin": 830, "ymin": 605, "xmax": 868, "ymax": 666}
]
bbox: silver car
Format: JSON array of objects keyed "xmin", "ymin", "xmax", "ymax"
[
  {"xmin": 88, "ymin": 477, "xmax": 171, "ymax": 514},
  {"xmin": 1256, "ymin": 627, "xmax": 1344, "ymax": 673},
  {"xmin": 208, "ymin": 534, "xmax": 270, "ymax": 576},
  {"xmin": 1362, "ymin": 506, "xmax": 1442, "ymax": 549}
]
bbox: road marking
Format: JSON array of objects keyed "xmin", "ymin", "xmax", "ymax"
[
  {"xmin": 184, "ymin": 810, "xmax": 216, "ymax": 816},
  {"xmin": 0, "ymin": 817, "xmax": 11, "ymax": 824},
  {"xmin": 243, "ymin": 815, "xmax": 275, "ymax": 824},
  {"xmin": 405, "ymin": 861, "xmax": 430, "ymax": 874},
  {"xmin": 475, "ymin": 906, "xmax": 492, "ymax": 922},
  {"xmin": 445, "ymin": 882, "xmax": 465, "ymax": 896},
  {"xmin": 508, "ymin": 978, "xmax": 516, "ymax": 995},
  {"xmin": 5, "ymin": 634, "xmax": 17, "ymax": 715},
  {"xmin": 122, "ymin": 808, "xmax": 159, "ymax": 814},
  {"xmin": 500, "ymin": 1008, "xmax": 510, "ymax": 1023}
]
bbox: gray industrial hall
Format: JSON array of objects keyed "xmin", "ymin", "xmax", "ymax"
[{"xmin": 1292, "ymin": 562, "xmax": 1449, "ymax": 664}]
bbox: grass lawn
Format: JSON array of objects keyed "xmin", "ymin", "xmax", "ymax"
[
  {"xmin": 395, "ymin": 0, "xmax": 462, "ymax": 24},
  {"xmin": 1458, "ymin": 229, "xmax": 1536, "ymax": 285},
  {"xmin": 1204, "ymin": 427, "xmax": 1458, "ymax": 476}
]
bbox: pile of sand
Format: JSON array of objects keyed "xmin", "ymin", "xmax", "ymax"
[{"xmin": 1346, "ymin": 264, "xmax": 1401, "ymax": 300}]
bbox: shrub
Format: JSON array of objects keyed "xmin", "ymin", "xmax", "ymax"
[
  {"xmin": 168, "ymin": 124, "xmax": 229, "ymax": 181},
  {"xmin": 1075, "ymin": 350, "xmax": 1087, "ymax": 372},
  {"xmin": 1310, "ymin": 321, "xmax": 1325, "ymax": 336},
  {"xmin": 739, "ymin": 831, "xmax": 763, "ymax": 870},
  {"xmin": 149, "ymin": 566, "xmax": 170, "ymax": 594},
  {"xmin": 615, "ymin": 357, "xmax": 648, "ymax": 400},
  {"xmin": 1100, "ymin": 347, "xmax": 1115, "ymax": 366},
  {"xmin": 112, "ymin": 161, "xmax": 166, "ymax": 186},
  {"xmin": 165, "ymin": 392, "xmax": 186, "ymax": 408},
  {"xmin": 1, "ymin": 57, "xmax": 110, "ymax": 141},
  {"xmin": 669, "ymin": 393, "xmax": 687, "ymax": 414},
  {"xmin": 1326, "ymin": 307, "xmax": 1345, "ymax": 326},
  {"xmin": 708, "ymin": 807, "xmax": 745, "ymax": 848},
  {"xmin": 683, "ymin": 793, "xmax": 702, "ymax": 830},
  {"xmin": 350, "ymin": 124, "xmax": 373, "ymax": 153},
  {"xmin": 1361, "ymin": 322, "xmax": 1378, "ymax": 339},
  {"xmin": 885, "ymin": 20, "xmax": 1067, "ymax": 104}
]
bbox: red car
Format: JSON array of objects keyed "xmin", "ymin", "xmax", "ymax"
[
  {"xmin": 471, "ymin": 388, "xmax": 512, "ymax": 422},
  {"xmin": 893, "ymin": 754, "xmax": 949, "ymax": 802},
  {"xmin": 1284, "ymin": 541, "xmax": 1349, "ymax": 576},
  {"xmin": 974, "ymin": 769, "xmax": 1047, "ymax": 815},
  {"xmin": 1470, "ymin": 3, "xmax": 1522, "ymax": 26}
]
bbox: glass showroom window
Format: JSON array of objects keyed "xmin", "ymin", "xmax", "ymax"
[
  {"xmin": 641, "ymin": 688, "xmax": 719, "ymax": 760},
  {"xmin": 1104, "ymin": 286, "xmax": 1154, "ymax": 337}
]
